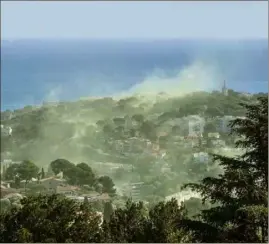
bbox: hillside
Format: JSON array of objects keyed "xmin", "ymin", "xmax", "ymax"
[{"xmin": 1, "ymin": 89, "xmax": 266, "ymax": 200}]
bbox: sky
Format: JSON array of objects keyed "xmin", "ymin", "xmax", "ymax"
[{"xmin": 1, "ymin": 1, "xmax": 268, "ymax": 40}]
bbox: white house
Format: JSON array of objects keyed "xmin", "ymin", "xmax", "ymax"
[
  {"xmin": 193, "ymin": 152, "xmax": 209, "ymax": 163},
  {"xmin": 211, "ymin": 139, "xmax": 226, "ymax": 148},
  {"xmin": 208, "ymin": 132, "xmax": 220, "ymax": 139},
  {"xmin": 216, "ymin": 116, "xmax": 235, "ymax": 133},
  {"xmin": 1, "ymin": 125, "xmax": 12, "ymax": 137},
  {"xmin": 39, "ymin": 177, "xmax": 67, "ymax": 192},
  {"xmin": 181, "ymin": 115, "xmax": 205, "ymax": 136},
  {"xmin": 165, "ymin": 190, "xmax": 201, "ymax": 203}
]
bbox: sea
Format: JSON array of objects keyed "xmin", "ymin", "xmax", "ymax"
[{"xmin": 1, "ymin": 39, "xmax": 268, "ymax": 111}]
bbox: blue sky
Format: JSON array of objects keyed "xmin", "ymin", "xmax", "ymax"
[{"xmin": 1, "ymin": 1, "xmax": 268, "ymax": 40}]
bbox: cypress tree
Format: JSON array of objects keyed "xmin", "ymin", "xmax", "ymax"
[{"xmin": 41, "ymin": 167, "xmax": 45, "ymax": 179}]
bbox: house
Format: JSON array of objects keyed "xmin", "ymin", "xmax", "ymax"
[
  {"xmin": 193, "ymin": 152, "xmax": 209, "ymax": 163},
  {"xmin": 165, "ymin": 190, "xmax": 201, "ymax": 203},
  {"xmin": 1, "ymin": 125, "xmax": 12, "ymax": 137},
  {"xmin": 211, "ymin": 139, "xmax": 226, "ymax": 148},
  {"xmin": 239, "ymin": 92, "xmax": 253, "ymax": 98},
  {"xmin": 216, "ymin": 116, "xmax": 235, "ymax": 133},
  {"xmin": 1, "ymin": 181, "xmax": 11, "ymax": 188},
  {"xmin": 208, "ymin": 132, "xmax": 220, "ymax": 139},
  {"xmin": 39, "ymin": 177, "xmax": 67, "ymax": 192},
  {"xmin": 181, "ymin": 115, "xmax": 205, "ymax": 137}
]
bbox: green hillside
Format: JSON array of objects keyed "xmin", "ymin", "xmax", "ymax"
[{"xmin": 1, "ymin": 90, "xmax": 266, "ymax": 200}]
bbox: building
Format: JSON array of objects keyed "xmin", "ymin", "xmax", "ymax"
[
  {"xmin": 193, "ymin": 152, "xmax": 209, "ymax": 163},
  {"xmin": 239, "ymin": 92, "xmax": 252, "ymax": 98},
  {"xmin": 208, "ymin": 132, "xmax": 220, "ymax": 139},
  {"xmin": 120, "ymin": 182, "xmax": 144, "ymax": 201},
  {"xmin": 181, "ymin": 115, "xmax": 205, "ymax": 137},
  {"xmin": 165, "ymin": 190, "xmax": 201, "ymax": 203},
  {"xmin": 216, "ymin": 116, "xmax": 235, "ymax": 133},
  {"xmin": 1, "ymin": 181, "xmax": 11, "ymax": 189},
  {"xmin": 90, "ymin": 162, "xmax": 132, "ymax": 175},
  {"xmin": 39, "ymin": 177, "xmax": 67, "ymax": 192},
  {"xmin": 211, "ymin": 139, "xmax": 226, "ymax": 148},
  {"xmin": 1, "ymin": 125, "xmax": 12, "ymax": 137},
  {"xmin": 129, "ymin": 182, "xmax": 144, "ymax": 201}
]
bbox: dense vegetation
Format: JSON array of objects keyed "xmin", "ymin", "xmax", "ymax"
[
  {"xmin": 1, "ymin": 91, "xmax": 266, "ymax": 200},
  {"xmin": 0, "ymin": 95, "xmax": 267, "ymax": 242}
]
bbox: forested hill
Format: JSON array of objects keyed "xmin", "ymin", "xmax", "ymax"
[{"xmin": 1, "ymin": 89, "xmax": 267, "ymax": 166}]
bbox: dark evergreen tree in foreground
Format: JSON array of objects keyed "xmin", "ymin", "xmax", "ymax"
[
  {"xmin": 182, "ymin": 96, "xmax": 268, "ymax": 242},
  {"xmin": 0, "ymin": 194, "xmax": 102, "ymax": 242}
]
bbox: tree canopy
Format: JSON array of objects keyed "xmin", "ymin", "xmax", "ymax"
[{"xmin": 182, "ymin": 96, "xmax": 268, "ymax": 242}]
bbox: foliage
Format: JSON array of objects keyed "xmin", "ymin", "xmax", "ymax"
[
  {"xmin": 41, "ymin": 167, "xmax": 45, "ymax": 179},
  {"xmin": 102, "ymin": 199, "xmax": 148, "ymax": 242},
  {"xmin": 0, "ymin": 194, "xmax": 102, "ymax": 243},
  {"xmin": 144, "ymin": 198, "xmax": 190, "ymax": 243},
  {"xmin": 5, "ymin": 160, "xmax": 39, "ymax": 183},
  {"xmin": 98, "ymin": 176, "xmax": 116, "ymax": 196},
  {"xmin": 103, "ymin": 201, "xmax": 113, "ymax": 222},
  {"xmin": 50, "ymin": 158, "xmax": 73, "ymax": 175},
  {"xmin": 1, "ymin": 92, "xmax": 267, "ymax": 243},
  {"xmin": 182, "ymin": 96, "xmax": 268, "ymax": 242},
  {"xmin": 50, "ymin": 159, "xmax": 96, "ymax": 187}
]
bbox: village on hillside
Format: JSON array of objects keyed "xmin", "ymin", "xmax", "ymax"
[{"xmin": 0, "ymin": 83, "xmax": 256, "ymax": 209}]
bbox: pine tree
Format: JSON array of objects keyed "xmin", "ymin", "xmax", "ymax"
[
  {"xmin": 2, "ymin": 164, "xmax": 6, "ymax": 180},
  {"xmin": 181, "ymin": 96, "xmax": 268, "ymax": 242},
  {"xmin": 41, "ymin": 167, "xmax": 45, "ymax": 179}
]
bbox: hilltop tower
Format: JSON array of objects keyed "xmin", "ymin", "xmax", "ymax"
[{"xmin": 222, "ymin": 80, "xmax": 228, "ymax": 96}]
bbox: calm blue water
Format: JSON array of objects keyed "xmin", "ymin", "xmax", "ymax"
[{"xmin": 1, "ymin": 39, "xmax": 268, "ymax": 111}]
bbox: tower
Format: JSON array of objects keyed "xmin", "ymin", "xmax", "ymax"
[{"xmin": 222, "ymin": 80, "xmax": 228, "ymax": 96}]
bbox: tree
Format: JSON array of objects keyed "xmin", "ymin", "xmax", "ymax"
[
  {"xmin": 102, "ymin": 199, "xmax": 191, "ymax": 243},
  {"xmin": 140, "ymin": 120, "xmax": 157, "ymax": 141},
  {"xmin": 84, "ymin": 196, "xmax": 89, "ymax": 204},
  {"xmin": 76, "ymin": 163, "xmax": 95, "ymax": 186},
  {"xmin": 203, "ymin": 121, "xmax": 217, "ymax": 135},
  {"xmin": 171, "ymin": 125, "xmax": 181, "ymax": 134},
  {"xmin": 113, "ymin": 117, "xmax": 125, "ymax": 126},
  {"xmin": 50, "ymin": 158, "xmax": 73, "ymax": 175},
  {"xmin": 103, "ymin": 201, "xmax": 113, "ymax": 222},
  {"xmin": 41, "ymin": 167, "xmax": 45, "ymax": 179},
  {"xmin": 17, "ymin": 160, "xmax": 39, "ymax": 183},
  {"xmin": 0, "ymin": 198, "xmax": 11, "ymax": 213},
  {"xmin": 182, "ymin": 96, "xmax": 268, "ymax": 242},
  {"xmin": 113, "ymin": 167, "xmax": 126, "ymax": 180},
  {"xmin": 5, "ymin": 161, "xmax": 39, "ymax": 185},
  {"xmin": 132, "ymin": 114, "xmax": 144, "ymax": 124},
  {"xmin": 0, "ymin": 194, "xmax": 102, "ymax": 243},
  {"xmin": 145, "ymin": 199, "xmax": 191, "ymax": 243},
  {"xmin": 98, "ymin": 176, "xmax": 116, "ymax": 196},
  {"xmin": 102, "ymin": 200, "xmax": 147, "ymax": 242},
  {"xmin": 1, "ymin": 164, "xmax": 6, "ymax": 180},
  {"xmin": 4, "ymin": 163, "xmax": 19, "ymax": 181},
  {"xmin": 14, "ymin": 175, "xmax": 20, "ymax": 188}
]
